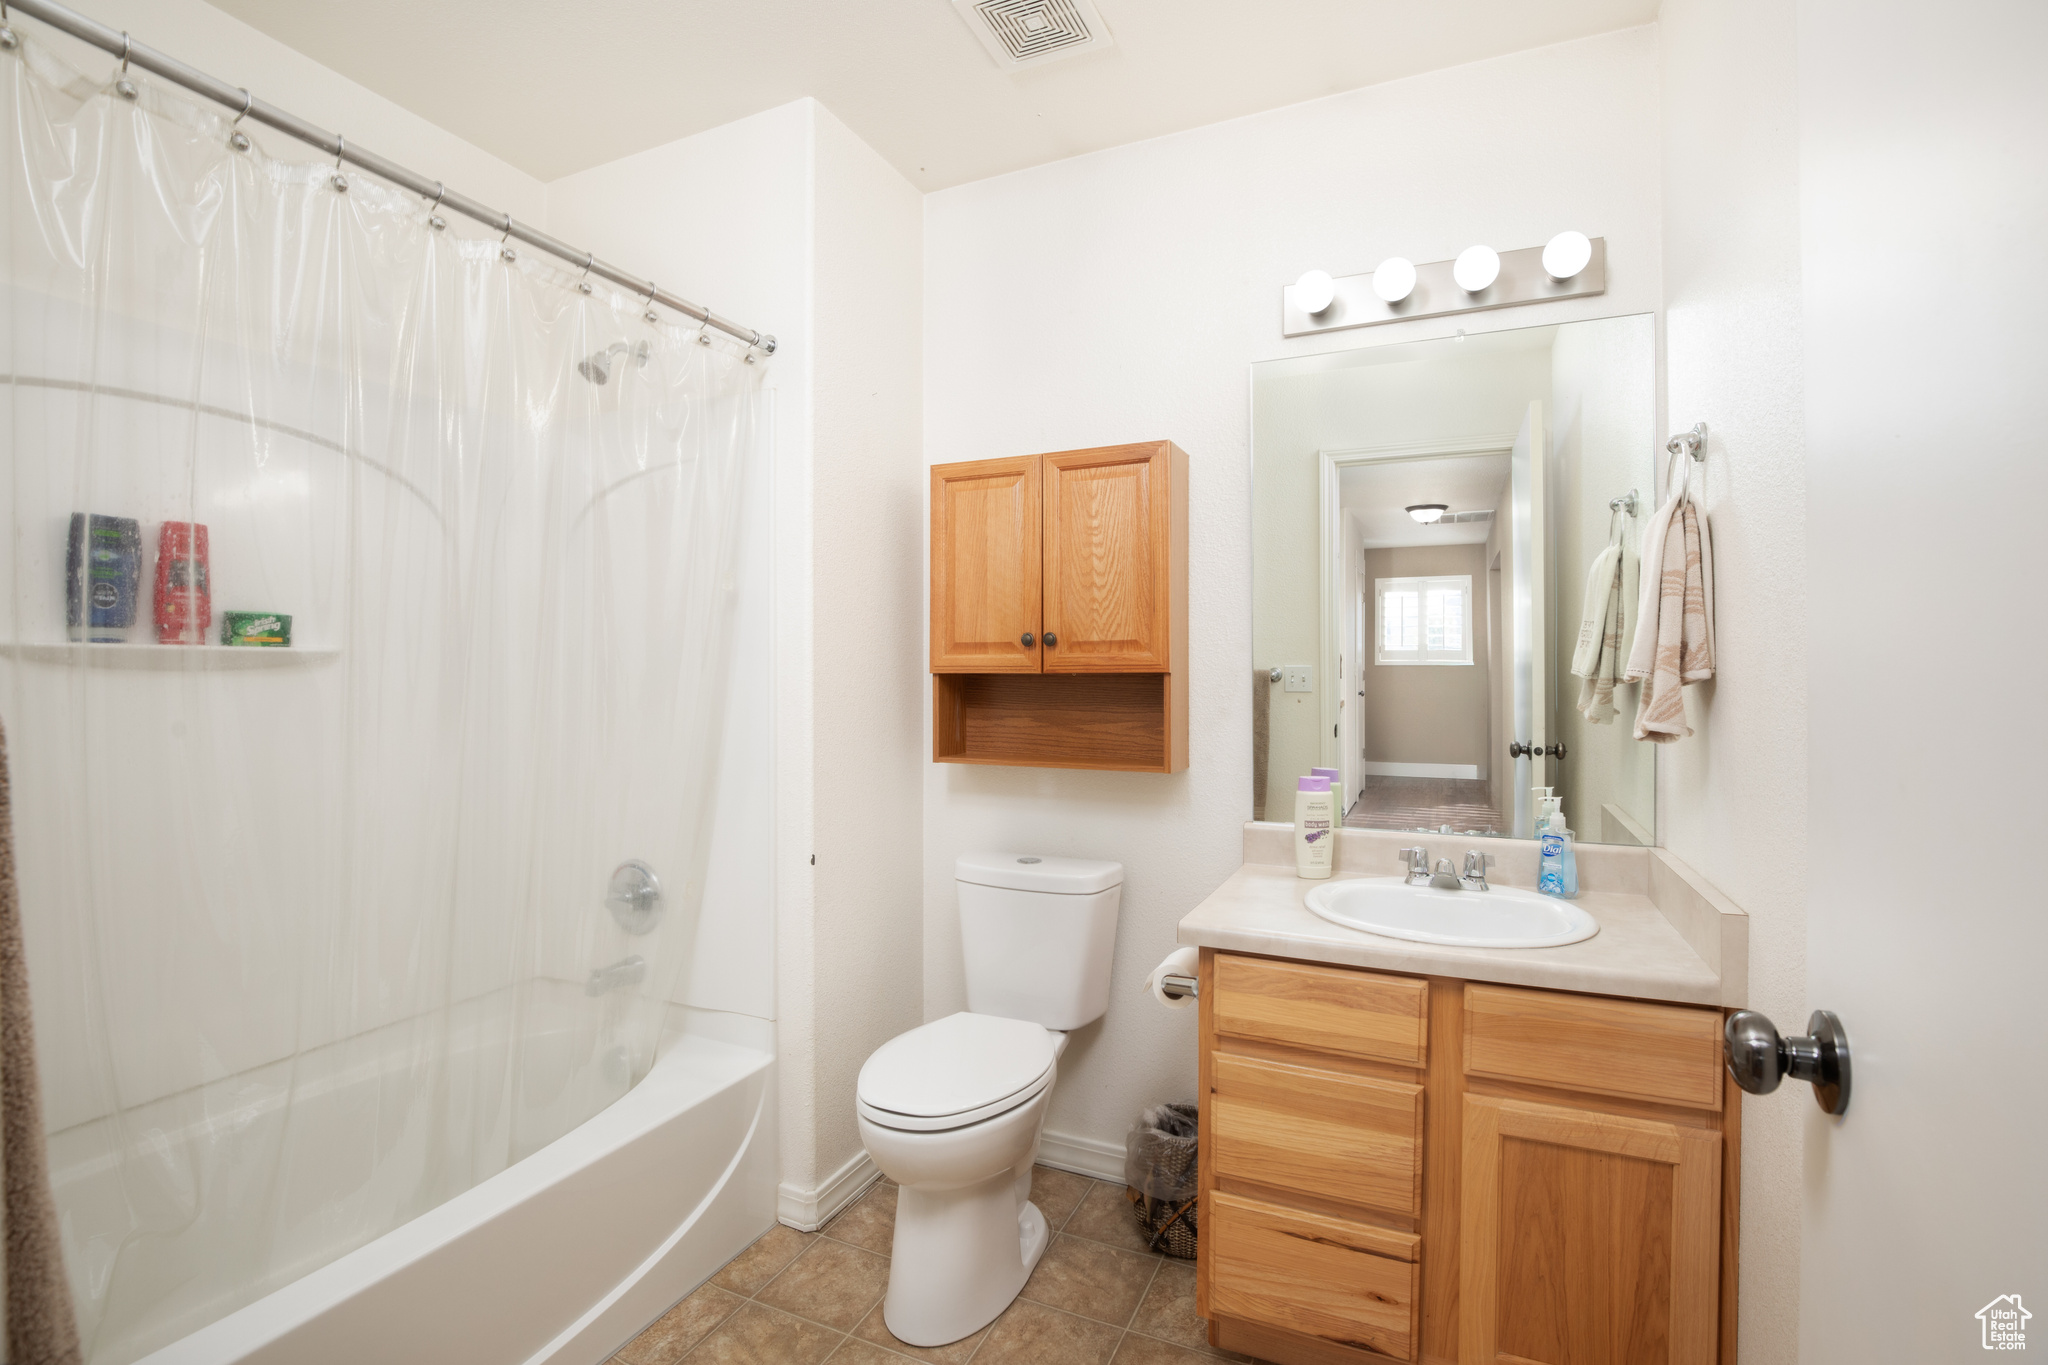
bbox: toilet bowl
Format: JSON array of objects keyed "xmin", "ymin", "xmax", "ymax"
[{"xmin": 857, "ymin": 853, "xmax": 1122, "ymax": 1347}]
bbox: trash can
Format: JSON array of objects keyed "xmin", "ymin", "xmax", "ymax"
[{"xmin": 1123, "ymin": 1101, "xmax": 1199, "ymax": 1258}]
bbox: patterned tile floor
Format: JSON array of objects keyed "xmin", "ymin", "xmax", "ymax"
[{"xmin": 609, "ymin": 1166, "xmax": 1261, "ymax": 1365}]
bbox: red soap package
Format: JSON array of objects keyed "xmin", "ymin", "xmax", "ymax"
[{"xmin": 154, "ymin": 521, "xmax": 211, "ymax": 644}]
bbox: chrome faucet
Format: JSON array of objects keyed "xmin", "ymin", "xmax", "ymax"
[
  {"xmin": 1397, "ymin": 847, "xmax": 1432, "ymax": 886},
  {"xmin": 586, "ymin": 954, "xmax": 647, "ymax": 996},
  {"xmin": 1460, "ymin": 850, "xmax": 1496, "ymax": 892}
]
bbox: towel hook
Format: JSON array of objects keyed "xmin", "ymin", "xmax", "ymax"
[{"xmin": 1666, "ymin": 422, "xmax": 1708, "ymax": 462}]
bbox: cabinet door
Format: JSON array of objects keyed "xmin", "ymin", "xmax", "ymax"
[
  {"xmin": 931, "ymin": 456, "xmax": 1041, "ymax": 672},
  {"xmin": 1460, "ymin": 1095, "xmax": 1720, "ymax": 1365},
  {"xmin": 1041, "ymin": 443, "xmax": 1176, "ymax": 671}
]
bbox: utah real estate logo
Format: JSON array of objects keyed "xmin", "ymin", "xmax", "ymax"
[{"xmin": 1978, "ymin": 1295, "xmax": 2030, "ymax": 1350}]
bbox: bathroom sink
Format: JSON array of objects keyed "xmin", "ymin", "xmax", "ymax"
[{"xmin": 1303, "ymin": 877, "xmax": 1598, "ymax": 948}]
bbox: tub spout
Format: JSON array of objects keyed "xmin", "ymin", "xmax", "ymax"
[{"xmin": 586, "ymin": 954, "xmax": 647, "ymax": 996}]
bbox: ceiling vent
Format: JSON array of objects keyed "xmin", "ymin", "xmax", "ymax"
[{"xmin": 953, "ymin": 0, "xmax": 1113, "ymax": 70}]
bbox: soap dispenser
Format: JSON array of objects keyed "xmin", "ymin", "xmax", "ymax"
[{"xmin": 1537, "ymin": 798, "xmax": 1579, "ymax": 899}]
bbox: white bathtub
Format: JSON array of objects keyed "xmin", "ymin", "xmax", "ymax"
[{"xmin": 109, "ymin": 1014, "xmax": 774, "ymax": 1365}]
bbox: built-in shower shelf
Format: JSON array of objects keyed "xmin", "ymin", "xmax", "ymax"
[{"xmin": 0, "ymin": 643, "xmax": 338, "ymax": 668}]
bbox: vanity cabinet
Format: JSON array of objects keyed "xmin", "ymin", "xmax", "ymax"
[
  {"xmin": 930, "ymin": 441, "xmax": 1187, "ymax": 771},
  {"xmin": 1196, "ymin": 952, "xmax": 1739, "ymax": 1365}
]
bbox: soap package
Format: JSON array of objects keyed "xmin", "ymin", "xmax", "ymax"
[{"xmin": 221, "ymin": 612, "xmax": 292, "ymax": 647}]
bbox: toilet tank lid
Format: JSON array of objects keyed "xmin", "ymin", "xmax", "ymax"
[{"xmin": 956, "ymin": 852, "xmax": 1124, "ymax": 894}]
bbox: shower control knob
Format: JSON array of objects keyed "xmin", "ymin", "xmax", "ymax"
[
  {"xmin": 1724, "ymin": 1009, "xmax": 1851, "ymax": 1115},
  {"xmin": 1021, "ymin": 632, "xmax": 1035, "ymax": 647},
  {"xmin": 606, "ymin": 860, "xmax": 664, "ymax": 936}
]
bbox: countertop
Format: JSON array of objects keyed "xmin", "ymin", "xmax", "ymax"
[{"xmin": 1175, "ymin": 825, "xmax": 1744, "ymax": 1008}]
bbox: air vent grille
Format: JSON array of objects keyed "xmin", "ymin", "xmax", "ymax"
[
  {"xmin": 954, "ymin": 0, "xmax": 1112, "ymax": 69},
  {"xmin": 1442, "ymin": 509, "xmax": 1495, "ymax": 525}
]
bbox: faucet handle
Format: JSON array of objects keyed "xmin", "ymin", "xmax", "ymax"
[
  {"xmin": 1397, "ymin": 846, "xmax": 1428, "ymax": 872},
  {"xmin": 1460, "ymin": 849, "xmax": 1495, "ymax": 890}
]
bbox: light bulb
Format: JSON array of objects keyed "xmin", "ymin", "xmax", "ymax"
[
  {"xmin": 1406, "ymin": 504, "xmax": 1449, "ymax": 524},
  {"xmin": 1453, "ymin": 245, "xmax": 1500, "ymax": 293},
  {"xmin": 1542, "ymin": 230, "xmax": 1592, "ymax": 280},
  {"xmin": 1372, "ymin": 257, "xmax": 1416, "ymax": 304},
  {"xmin": 1293, "ymin": 269, "xmax": 1336, "ymax": 315}
]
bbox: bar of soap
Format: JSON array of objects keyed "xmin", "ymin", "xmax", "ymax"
[{"xmin": 221, "ymin": 612, "xmax": 292, "ymax": 647}]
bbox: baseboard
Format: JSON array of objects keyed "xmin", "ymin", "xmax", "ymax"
[
  {"xmin": 1362, "ymin": 761, "xmax": 1481, "ymax": 779},
  {"xmin": 1035, "ymin": 1128, "xmax": 1128, "ymax": 1184},
  {"xmin": 777, "ymin": 1148, "xmax": 882, "ymax": 1232}
]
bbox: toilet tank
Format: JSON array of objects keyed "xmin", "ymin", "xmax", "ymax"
[{"xmin": 955, "ymin": 853, "xmax": 1124, "ymax": 1031}]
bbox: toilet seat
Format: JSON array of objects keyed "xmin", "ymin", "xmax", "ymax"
[{"xmin": 857, "ymin": 1012, "xmax": 1058, "ymax": 1133}]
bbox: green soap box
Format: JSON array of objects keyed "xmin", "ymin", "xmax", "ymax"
[{"xmin": 221, "ymin": 612, "xmax": 292, "ymax": 647}]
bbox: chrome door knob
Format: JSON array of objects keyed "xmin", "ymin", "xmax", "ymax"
[{"xmin": 1724, "ymin": 1009, "xmax": 1851, "ymax": 1115}]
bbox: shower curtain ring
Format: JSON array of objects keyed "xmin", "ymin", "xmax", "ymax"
[
  {"xmin": 425, "ymin": 181, "xmax": 446, "ymax": 230},
  {"xmin": 577, "ymin": 252, "xmax": 595, "ymax": 295},
  {"xmin": 330, "ymin": 135, "xmax": 349, "ymax": 192},
  {"xmin": 641, "ymin": 283, "xmax": 660, "ymax": 324},
  {"xmin": 114, "ymin": 32, "xmax": 137, "ymax": 99},
  {"xmin": 228, "ymin": 90, "xmax": 252, "ymax": 149},
  {"xmin": 499, "ymin": 215, "xmax": 517, "ymax": 263},
  {"xmin": 1, "ymin": 3, "xmax": 17, "ymax": 53}
]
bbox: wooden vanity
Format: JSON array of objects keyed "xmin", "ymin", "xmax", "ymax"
[{"xmin": 1195, "ymin": 953, "xmax": 1737, "ymax": 1365}]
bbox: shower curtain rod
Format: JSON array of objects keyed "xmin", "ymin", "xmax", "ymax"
[{"xmin": 0, "ymin": 0, "xmax": 777, "ymax": 355}]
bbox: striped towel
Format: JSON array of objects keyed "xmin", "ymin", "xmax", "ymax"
[
  {"xmin": 1571, "ymin": 545, "xmax": 1625, "ymax": 724},
  {"xmin": 1625, "ymin": 494, "xmax": 1716, "ymax": 742}
]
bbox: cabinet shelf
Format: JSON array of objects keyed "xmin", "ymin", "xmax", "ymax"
[{"xmin": 933, "ymin": 671, "xmax": 1180, "ymax": 773}]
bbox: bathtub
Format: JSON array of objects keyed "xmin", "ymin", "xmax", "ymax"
[{"xmin": 102, "ymin": 1010, "xmax": 775, "ymax": 1365}]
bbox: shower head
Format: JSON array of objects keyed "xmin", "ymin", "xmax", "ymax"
[{"xmin": 577, "ymin": 341, "xmax": 651, "ymax": 385}]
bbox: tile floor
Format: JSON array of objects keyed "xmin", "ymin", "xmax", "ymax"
[{"xmin": 610, "ymin": 1166, "xmax": 1262, "ymax": 1365}]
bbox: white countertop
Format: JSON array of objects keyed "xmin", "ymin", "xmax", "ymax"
[{"xmin": 1176, "ymin": 833, "xmax": 1735, "ymax": 1006}]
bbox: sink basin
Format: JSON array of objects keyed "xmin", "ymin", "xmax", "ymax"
[{"xmin": 1304, "ymin": 877, "xmax": 1598, "ymax": 948}]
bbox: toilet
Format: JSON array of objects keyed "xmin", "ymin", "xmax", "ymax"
[{"xmin": 856, "ymin": 852, "xmax": 1123, "ymax": 1347}]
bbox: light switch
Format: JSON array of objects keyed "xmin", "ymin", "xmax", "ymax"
[{"xmin": 1283, "ymin": 666, "xmax": 1314, "ymax": 693}]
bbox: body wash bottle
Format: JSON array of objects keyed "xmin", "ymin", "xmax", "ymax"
[
  {"xmin": 1295, "ymin": 776, "xmax": 1334, "ymax": 880},
  {"xmin": 1311, "ymin": 767, "xmax": 1343, "ymax": 823}
]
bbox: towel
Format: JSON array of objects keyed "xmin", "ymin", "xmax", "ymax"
[
  {"xmin": 1252, "ymin": 668, "xmax": 1272, "ymax": 821},
  {"xmin": 0, "ymin": 720, "xmax": 86, "ymax": 1365},
  {"xmin": 1571, "ymin": 546, "xmax": 1625, "ymax": 724},
  {"xmin": 1626, "ymin": 493, "xmax": 1716, "ymax": 742}
]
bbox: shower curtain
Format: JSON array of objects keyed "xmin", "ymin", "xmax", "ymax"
[{"xmin": 0, "ymin": 36, "xmax": 762, "ymax": 1364}]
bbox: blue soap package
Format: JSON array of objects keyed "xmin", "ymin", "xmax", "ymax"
[{"xmin": 66, "ymin": 513, "xmax": 142, "ymax": 641}]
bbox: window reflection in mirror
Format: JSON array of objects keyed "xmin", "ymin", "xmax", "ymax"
[{"xmin": 1250, "ymin": 315, "xmax": 1657, "ymax": 845}]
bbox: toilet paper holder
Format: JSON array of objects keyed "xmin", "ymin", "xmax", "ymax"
[{"xmin": 1159, "ymin": 974, "xmax": 1198, "ymax": 1001}]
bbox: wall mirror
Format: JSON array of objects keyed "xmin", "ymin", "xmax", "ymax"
[{"xmin": 1251, "ymin": 314, "xmax": 1657, "ymax": 844}]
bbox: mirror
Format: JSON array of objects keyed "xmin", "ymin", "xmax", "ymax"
[{"xmin": 1251, "ymin": 314, "xmax": 1657, "ymax": 845}]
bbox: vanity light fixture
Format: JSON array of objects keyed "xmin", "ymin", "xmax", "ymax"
[
  {"xmin": 1452, "ymin": 244, "xmax": 1500, "ymax": 293},
  {"xmin": 1406, "ymin": 503, "xmax": 1449, "ymax": 524},
  {"xmin": 1293, "ymin": 269, "xmax": 1336, "ymax": 315},
  {"xmin": 1371, "ymin": 257, "xmax": 1417, "ymax": 304},
  {"xmin": 1542, "ymin": 230, "xmax": 1593, "ymax": 281}
]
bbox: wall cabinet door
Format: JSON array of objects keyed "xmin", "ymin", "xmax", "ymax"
[
  {"xmin": 1460, "ymin": 1095, "xmax": 1721, "ymax": 1365},
  {"xmin": 931, "ymin": 456, "xmax": 1041, "ymax": 672},
  {"xmin": 1041, "ymin": 442, "xmax": 1178, "ymax": 672}
]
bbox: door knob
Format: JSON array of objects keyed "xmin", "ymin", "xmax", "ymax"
[
  {"xmin": 1724, "ymin": 1009, "xmax": 1851, "ymax": 1115},
  {"xmin": 1544, "ymin": 742, "xmax": 1568, "ymax": 760},
  {"xmin": 1508, "ymin": 741, "xmax": 1533, "ymax": 758},
  {"xmin": 1043, "ymin": 632, "xmax": 1057, "ymax": 646},
  {"xmin": 1021, "ymin": 632, "xmax": 1035, "ymax": 647}
]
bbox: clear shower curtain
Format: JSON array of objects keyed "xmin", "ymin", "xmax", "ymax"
[{"xmin": 0, "ymin": 37, "xmax": 761, "ymax": 1363}]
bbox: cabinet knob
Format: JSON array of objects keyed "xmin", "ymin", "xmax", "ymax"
[
  {"xmin": 1021, "ymin": 632, "xmax": 1035, "ymax": 647},
  {"xmin": 1043, "ymin": 632, "xmax": 1058, "ymax": 646},
  {"xmin": 1724, "ymin": 1009, "xmax": 1851, "ymax": 1115}
]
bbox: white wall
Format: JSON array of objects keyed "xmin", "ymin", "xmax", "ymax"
[
  {"xmin": 1796, "ymin": 0, "xmax": 2048, "ymax": 1359},
  {"xmin": 805, "ymin": 106, "xmax": 927, "ymax": 1217},
  {"xmin": 1656, "ymin": 4, "xmax": 1808, "ymax": 1359},
  {"xmin": 923, "ymin": 27, "xmax": 1662, "ymax": 1176}
]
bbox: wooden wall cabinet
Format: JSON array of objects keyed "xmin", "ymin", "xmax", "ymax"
[
  {"xmin": 930, "ymin": 441, "xmax": 1187, "ymax": 772},
  {"xmin": 1197, "ymin": 953, "xmax": 1740, "ymax": 1365}
]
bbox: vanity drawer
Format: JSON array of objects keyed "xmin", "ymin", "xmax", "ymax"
[
  {"xmin": 1208, "ymin": 1189, "xmax": 1421, "ymax": 1362},
  {"xmin": 1210, "ymin": 1051, "xmax": 1424, "ymax": 1215},
  {"xmin": 1464, "ymin": 983, "xmax": 1724, "ymax": 1110},
  {"xmin": 1213, "ymin": 953, "xmax": 1428, "ymax": 1066}
]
